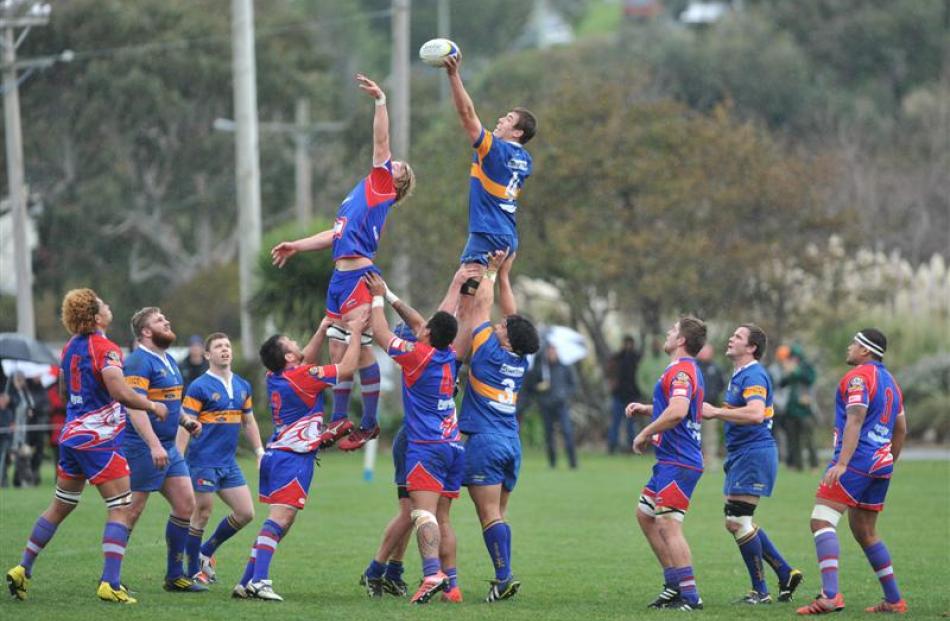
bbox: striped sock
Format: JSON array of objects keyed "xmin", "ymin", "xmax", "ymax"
[
  {"xmin": 20, "ymin": 516, "xmax": 57, "ymax": 576},
  {"xmin": 201, "ymin": 514, "xmax": 241, "ymax": 557},
  {"xmin": 251, "ymin": 520, "xmax": 285, "ymax": 582},
  {"xmin": 446, "ymin": 567, "xmax": 458, "ymax": 589},
  {"xmin": 165, "ymin": 515, "xmax": 190, "ymax": 580},
  {"xmin": 358, "ymin": 363, "xmax": 381, "ymax": 430},
  {"xmin": 814, "ymin": 527, "xmax": 840, "ymax": 598},
  {"xmin": 663, "ymin": 566, "xmax": 679, "ymax": 589},
  {"xmin": 331, "ymin": 381, "xmax": 353, "ymax": 423},
  {"xmin": 101, "ymin": 521, "xmax": 129, "ymax": 589},
  {"xmin": 186, "ymin": 526, "xmax": 204, "ymax": 577},
  {"xmin": 677, "ymin": 566, "xmax": 700, "ymax": 605},
  {"xmin": 864, "ymin": 541, "xmax": 901, "ymax": 603}
]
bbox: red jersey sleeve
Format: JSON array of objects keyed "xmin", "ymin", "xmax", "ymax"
[
  {"xmin": 388, "ymin": 337, "xmax": 434, "ymax": 375},
  {"xmin": 366, "ymin": 161, "xmax": 396, "ymax": 207},
  {"xmin": 841, "ymin": 368, "xmax": 872, "ymax": 408},
  {"xmin": 664, "ymin": 365, "xmax": 695, "ymax": 401},
  {"xmin": 90, "ymin": 334, "xmax": 124, "ymax": 373},
  {"xmin": 288, "ymin": 363, "xmax": 338, "ymax": 394}
]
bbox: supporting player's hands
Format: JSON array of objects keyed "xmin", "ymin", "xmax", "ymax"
[
  {"xmin": 625, "ymin": 402, "xmax": 650, "ymax": 418},
  {"xmin": 632, "ymin": 430, "xmax": 652, "ymax": 455},
  {"xmin": 499, "ymin": 250, "xmax": 515, "ymax": 279},
  {"xmin": 822, "ymin": 462, "xmax": 847, "ymax": 488},
  {"xmin": 356, "ymin": 73, "xmax": 384, "ymax": 101},
  {"xmin": 443, "ymin": 52, "xmax": 462, "ymax": 76},
  {"xmin": 181, "ymin": 414, "xmax": 202, "ymax": 438},
  {"xmin": 346, "ymin": 307, "xmax": 371, "ymax": 334},
  {"xmin": 364, "ymin": 272, "xmax": 387, "ymax": 298},
  {"xmin": 150, "ymin": 443, "xmax": 169, "ymax": 469},
  {"xmin": 701, "ymin": 402, "xmax": 721, "ymax": 420},
  {"xmin": 486, "ymin": 248, "xmax": 509, "ymax": 272},
  {"xmin": 452, "ymin": 263, "xmax": 485, "ymax": 286},
  {"xmin": 271, "ymin": 240, "xmax": 299, "ymax": 268}
]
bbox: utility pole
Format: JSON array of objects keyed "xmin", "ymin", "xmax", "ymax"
[
  {"xmin": 294, "ymin": 98, "xmax": 312, "ymax": 225},
  {"xmin": 390, "ymin": 0, "xmax": 411, "ymax": 301},
  {"xmin": 231, "ymin": 0, "xmax": 262, "ymax": 360},
  {"xmin": 1, "ymin": 2, "xmax": 50, "ymax": 339},
  {"xmin": 437, "ymin": 0, "xmax": 450, "ymax": 102}
]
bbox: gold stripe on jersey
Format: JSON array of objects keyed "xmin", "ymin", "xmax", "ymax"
[
  {"xmin": 470, "ymin": 163, "xmax": 514, "ymax": 200},
  {"xmin": 198, "ymin": 409, "xmax": 243, "ymax": 424},
  {"xmin": 471, "ymin": 327, "xmax": 492, "ymax": 354},
  {"xmin": 125, "ymin": 375, "xmax": 149, "ymax": 390},
  {"xmin": 742, "ymin": 386, "xmax": 768, "ymax": 399},
  {"xmin": 475, "ymin": 131, "xmax": 493, "ymax": 158},
  {"xmin": 242, "ymin": 396, "xmax": 253, "ymax": 409},
  {"xmin": 148, "ymin": 386, "xmax": 182, "ymax": 401},
  {"xmin": 468, "ymin": 373, "xmax": 518, "ymax": 405},
  {"xmin": 182, "ymin": 396, "xmax": 203, "ymax": 415}
]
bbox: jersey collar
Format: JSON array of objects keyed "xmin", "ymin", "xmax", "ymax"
[
  {"xmin": 731, "ymin": 359, "xmax": 759, "ymax": 380},
  {"xmin": 137, "ymin": 343, "xmax": 175, "ymax": 375},
  {"xmin": 205, "ymin": 369, "xmax": 235, "ymax": 400}
]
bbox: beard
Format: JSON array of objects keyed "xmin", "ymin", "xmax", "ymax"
[{"xmin": 152, "ymin": 329, "xmax": 177, "ymax": 349}]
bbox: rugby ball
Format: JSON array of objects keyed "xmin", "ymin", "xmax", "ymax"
[{"xmin": 419, "ymin": 38, "xmax": 459, "ymax": 67}]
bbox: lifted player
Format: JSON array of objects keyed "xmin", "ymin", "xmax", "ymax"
[
  {"xmin": 271, "ymin": 74, "xmax": 415, "ymax": 452},
  {"xmin": 797, "ymin": 329, "xmax": 907, "ymax": 615}
]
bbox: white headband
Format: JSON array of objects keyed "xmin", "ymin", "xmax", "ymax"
[{"xmin": 854, "ymin": 332, "xmax": 885, "ymax": 358}]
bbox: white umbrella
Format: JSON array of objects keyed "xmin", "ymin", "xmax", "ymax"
[
  {"xmin": 1, "ymin": 359, "xmax": 58, "ymax": 388},
  {"xmin": 544, "ymin": 325, "xmax": 588, "ymax": 365}
]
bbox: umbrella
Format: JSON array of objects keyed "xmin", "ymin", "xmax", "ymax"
[
  {"xmin": 0, "ymin": 332, "xmax": 59, "ymax": 365},
  {"xmin": 543, "ymin": 325, "xmax": 589, "ymax": 365},
  {"xmin": 0, "ymin": 360, "xmax": 58, "ymax": 388}
]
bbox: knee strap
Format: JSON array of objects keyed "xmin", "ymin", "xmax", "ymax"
[
  {"xmin": 655, "ymin": 506, "xmax": 685, "ymax": 522},
  {"xmin": 637, "ymin": 494, "xmax": 656, "ymax": 518},
  {"xmin": 105, "ymin": 490, "xmax": 132, "ymax": 509},
  {"xmin": 410, "ymin": 509, "xmax": 437, "ymax": 529},
  {"xmin": 55, "ymin": 486, "xmax": 82, "ymax": 506},
  {"xmin": 811, "ymin": 504, "xmax": 842, "ymax": 527},
  {"xmin": 327, "ymin": 324, "xmax": 374, "ymax": 346}
]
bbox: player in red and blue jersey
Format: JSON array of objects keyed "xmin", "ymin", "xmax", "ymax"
[
  {"xmin": 626, "ymin": 317, "xmax": 707, "ymax": 611},
  {"xmin": 703, "ymin": 325, "xmax": 803, "ymax": 605},
  {"xmin": 176, "ymin": 332, "xmax": 264, "ymax": 585},
  {"xmin": 6, "ymin": 289, "xmax": 168, "ymax": 604},
  {"xmin": 271, "ymin": 74, "xmax": 415, "ymax": 453},
  {"xmin": 121, "ymin": 307, "xmax": 204, "ymax": 593},
  {"xmin": 797, "ymin": 329, "xmax": 908, "ymax": 615},
  {"xmin": 233, "ymin": 315, "xmax": 366, "ymax": 602},
  {"xmin": 366, "ymin": 273, "xmax": 464, "ymax": 605},
  {"xmin": 441, "ymin": 53, "xmax": 536, "ymax": 294},
  {"xmin": 455, "ymin": 250, "xmax": 540, "ymax": 603}
]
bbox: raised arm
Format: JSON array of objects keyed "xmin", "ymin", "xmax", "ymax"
[
  {"xmin": 356, "ymin": 73, "xmax": 392, "ymax": 166},
  {"xmin": 302, "ymin": 316, "xmax": 334, "ymax": 365},
  {"xmin": 271, "ymin": 228, "xmax": 334, "ymax": 268},
  {"xmin": 367, "ymin": 272, "xmax": 426, "ymax": 335},
  {"xmin": 336, "ymin": 314, "xmax": 368, "ymax": 378},
  {"xmin": 443, "ymin": 54, "xmax": 482, "ymax": 143},
  {"xmin": 455, "ymin": 250, "xmax": 506, "ymax": 357},
  {"xmin": 365, "ymin": 275, "xmax": 398, "ymax": 350},
  {"xmin": 498, "ymin": 253, "xmax": 517, "ymax": 316},
  {"xmin": 438, "ymin": 264, "xmax": 485, "ymax": 316}
]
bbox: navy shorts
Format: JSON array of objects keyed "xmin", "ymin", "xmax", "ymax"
[
  {"xmin": 723, "ymin": 444, "xmax": 778, "ymax": 497},
  {"xmin": 326, "ymin": 265, "xmax": 381, "ymax": 319},
  {"xmin": 58, "ymin": 446, "xmax": 130, "ymax": 486},
  {"xmin": 641, "ymin": 462, "xmax": 703, "ymax": 514},
  {"xmin": 817, "ymin": 467, "xmax": 890, "ymax": 512},
  {"xmin": 405, "ymin": 441, "xmax": 465, "ymax": 499},
  {"xmin": 463, "ymin": 432, "xmax": 521, "ymax": 492},
  {"xmin": 126, "ymin": 442, "xmax": 190, "ymax": 492},
  {"xmin": 392, "ymin": 426, "xmax": 408, "ymax": 498},
  {"xmin": 460, "ymin": 232, "xmax": 519, "ymax": 265},
  {"xmin": 189, "ymin": 461, "xmax": 247, "ymax": 493}
]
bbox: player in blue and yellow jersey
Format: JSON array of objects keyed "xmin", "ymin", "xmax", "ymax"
[
  {"xmin": 442, "ymin": 53, "xmax": 536, "ymax": 293},
  {"xmin": 455, "ymin": 250, "xmax": 539, "ymax": 603},
  {"xmin": 797, "ymin": 329, "xmax": 908, "ymax": 616},
  {"xmin": 626, "ymin": 317, "xmax": 707, "ymax": 611},
  {"xmin": 703, "ymin": 325, "xmax": 803, "ymax": 605},
  {"xmin": 122, "ymin": 307, "xmax": 205, "ymax": 593},
  {"xmin": 366, "ymin": 272, "xmax": 464, "ymax": 605},
  {"xmin": 176, "ymin": 332, "xmax": 264, "ymax": 585},
  {"xmin": 271, "ymin": 74, "xmax": 415, "ymax": 453},
  {"xmin": 6, "ymin": 289, "xmax": 168, "ymax": 604},
  {"xmin": 233, "ymin": 314, "xmax": 366, "ymax": 602}
]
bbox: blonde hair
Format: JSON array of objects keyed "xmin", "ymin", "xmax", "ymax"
[
  {"xmin": 395, "ymin": 161, "xmax": 416, "ymax": 203},
  {"xmin": 61, "ymin": 288, "xmax": 100, "ymax": 335},
  {"xmin": 130, "ymin": 306, "xmax": 162, "ymax": 340}
]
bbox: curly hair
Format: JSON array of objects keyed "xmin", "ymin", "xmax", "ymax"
[{"xmin": 61, "ymin": 288, "xmax": 100, "ymax": 335}]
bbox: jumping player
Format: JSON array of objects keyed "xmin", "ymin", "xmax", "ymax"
[
  {"xmin": 441, "ymin": 53, "xmax": 536, "ymax": 292},
  {"xmin": 6, "ymin": 289, "xmax": 168, "ymax": 604},
  {"xmin": 176, "ymin": 332, "xmax": 264, "ymax": 584},
  {"xmin": 123, "ymin": 307, "xmax": 204, "ymax": 593},
  {"xmin": 702, "ymin": 324, "xmax": 803, "ymax": 604},
  {"xmin": 234, "ymin": 314, "xmax": 366, "ymax": 602},
  {"xmin": 270, "ymin": 74, "xmax": 415, "ymax": 452},
  {"xmin": 797, "ymin": 329, "xmax": 908, "ymax": 615},
  {"xmin": 626, "ymin": 316, "xmax": 707, "ymax": 612},
  {"xmin": 457, "ymin": 250, "xmax": 540, "ymax": 603},
  {"xmin": 365, "ymin": 273, "xmax": 464, "ymax": 604}
]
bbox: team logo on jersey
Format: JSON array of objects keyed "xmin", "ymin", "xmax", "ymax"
[
  {"xmin": 333, "ymin": 216, "xmax": 348, "ymax": 239},
  {"xmin": 308, "ymin": 366, "xmax": 324, "ymax": 378},
  {"xmin": 391, "ymin": 337, "xmax": 414, "ymax": 353},
  {"xmin": 105, "ymin": 350, "xmax": 121, "ymax": 366},
  {"xmin": 210, "ymin": 392, "xmax": 220, "ymax": 401},
  {"xmin": 848, "ymin": 376, "xmax": 865, "ymax": 389},
  {"xmin": 869, "ymin": 443, "xmax": 894, "ymax": 473},
  {"xmin": 671, "ymin": 371, "xmax": 691, "ymax": 398},
  {"xmin": 847, "ymin": 376, "xmax": 866, "ymax": 404},
  {"xmin": 508, "ymin": 157, "xmax": 529, "ymax": 172}
]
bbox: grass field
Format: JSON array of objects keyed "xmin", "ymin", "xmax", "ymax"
[{"xmin": 1, "ymin": 450, "xmax": 948, "ymax": 620}]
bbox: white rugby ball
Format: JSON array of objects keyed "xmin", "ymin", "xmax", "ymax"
[{"xmin": 419, "ymin": 38, "xmax": 459, "ymax": 67}]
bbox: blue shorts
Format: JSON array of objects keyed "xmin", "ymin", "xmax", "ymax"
[
  {"xmin": 463, "ymin": 432, "xmax": 521, "ymax": 492},
  {"xmin": 723, "ymin": 444, "xmax": 778, "ymax": 497},
  {"xmin": 405, "ymin": 441, "xmax": 465, "ymax": 498},
  {"xmin": 126, "ymin": 442, "xmax": 190, "ymax": 492},
  {"xmin": 392, "ymin": 426, "xmax": 408, "ymax": 498},
  {"xmin": 460, "ymin": 232, "xmax": 519, "ymax": 265},
  {"xmin": 326, "ymin": 265, "xmax": 381, "ymax": 319},
  {"xmin": 58, "ymin": 446, "xmax": 130, "ymax": 486},
  {"xmin": 641, "ymin": 462, "xmax": 703, "ymax": 514},
  {"xmin": 817, "ymin": 467, "xmax": 890, "ymax": 512},
  {"xmin": 189, "ymin": 461, "xmax": 247, "ymax": 493},
  {"xmin": 258, "ymin": 449, "xmax": 315, "ymax": 510}
]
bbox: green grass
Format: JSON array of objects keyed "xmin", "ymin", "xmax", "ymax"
[{"xmin": 1, "ymin": 451, "xmax": 948, "ymax": 620}]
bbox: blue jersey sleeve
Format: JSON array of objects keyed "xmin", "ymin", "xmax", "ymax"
[
  {"xmin": 123, "ymin": 352, "xmax": 151, "ymax": 396},
  {"xmin": 739, "ymin": 369, "xmax": 769, "ymax": 404},
  {"xmin": 182, "ymin": 379, "xmax": 206, "ymax": 417}
]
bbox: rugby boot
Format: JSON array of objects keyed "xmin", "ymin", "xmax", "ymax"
[
  {"xmin": 778, "ymin": 568, "xmax": 804, "ymax": 602},
  {"xmin": 648, "ymin": 584, "xmax": 680, "ymax": 608},
  {"xmin": 736, "ymin": 591, "xmax": 773, "ymax": 605},
  {"xmin": 381, "ymin": 575, "xmax": 409, "ymax": 597},
  {"xmin": 164, "ymin": 576, "xmax": 209, "ymax": 592},
  {"xmin": 246, "ymin": 579, "xmax": 283, "ymax": 601},
  {"xmin": 441, "ymin": 585, "xmax": 463, "ymax": 603},
  {"xmin": 865, "ymin": 599, "xmax": 907, "ymax": 614},
  {"xmin": 409, "ymin": 571, "xmax": 448, "ymax": 604},
  {"xmin": 318, "ymin": 419, "xmax": 353, "ymax": 448},
  {"xmin": 665, "ymin": 594, "xmax": 704, "ymax": 611},
  {"xmin": 485, "ymin": 576, "xmax": 521, "ymax": 602},
  {"xmin": 797, "ymin": 592, "xmax": 845, "ymax": 615},
  {"xmin": 337, "ymin": 425, "xmax": 380, "ymax": 452},
  {"xmin": 6, "ymin": 565, "xmax": 29, "ymax": 601},
  {"xmin": 97, "ymin": 581, "xmax": 137, "ymax": 604},
  {"xmin": 198, "ymin": 554, "xmax": 216, "ymax": 583},
  {"xmin": 360, "ymin": 573, "xmax": 384, "ymax": 597},
  {"xmin": 231, "ymin": 583, "xmax": 249, "ymax": 599}
]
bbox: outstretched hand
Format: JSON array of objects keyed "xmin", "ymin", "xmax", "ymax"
[
  {"xmin": 442, "ymin": 53, "xmax": 462, "ymax": 76},
  {"xmin": 356, "ymin": 73, "xmax": 384, "ymax": 101},
  {"xmin": 364, "ymin": 272, "xmax": 388, "ymax": 297},
  {"xmin": 487, "ymin": 248, "xmax": 510, "ymax": 272},
  {"xmin": 453, "ymin": 263, "xmax": 485, "ymax": 284},
  {"xmin": 271, "ymin": 241, "xmax": 298, "ymax": 268}
]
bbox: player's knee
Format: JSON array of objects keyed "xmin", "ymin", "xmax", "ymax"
[
  {"xmin": 234, "ymin": 508, "xmax": 255, "ymax": 526},
  {"xmin": 655, "ymin": 507, "xmax": 685, "ymax": 527},
  {"xmin": 54, "ymin": 485, "xmax": 82, "ymax": 512},
  {"xmin": 410, "ymin": 509, "xmax": 437, "ymax": 530},
  {"xmin": 724, "ymin": 500, "xmax": 756, "ymax": 540},
  {"xmin": 810, "ymin": 504, "xmax": 842, "ymax": 531}
]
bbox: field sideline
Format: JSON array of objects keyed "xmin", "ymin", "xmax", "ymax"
[{"xmin": 1, "ymin": 450, "xmax": 947, "ymax": 620}]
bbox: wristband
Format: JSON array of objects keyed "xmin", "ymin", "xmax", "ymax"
[
  {"xmin": 375, "ymin": 94, "xmax": 387, "ymax": 106},
  {"xmin": 254, "ymin": 447, "xmax": 265, "ymax": 458},
  {"xmin": 384, "ymin": 286, "xmax": 399, "ymax": 304},
  {"xmin": 486, "ymin": 271, "xmax": 498, "ymax": 283},
  {"xmin": 372, "ymin": 296, "xmax": 385, "ymax": 308}
]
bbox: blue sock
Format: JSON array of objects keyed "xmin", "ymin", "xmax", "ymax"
[
  {"xmin": 239, "ymin": 549, "xmax": 256, "ymax": 587},
  {"xmin": 757, "ymin": 527, "xmax": 792, "ymax": 583},
  {"xmin": 251, "ymin": 519, "xmax": 284, "ymax": 583},
  {"xmin": 422, "ymin": 557, "xmax": 441, "ymax": 577},
  {"xmin": 738, "ymin": 527, "xmax": 768, "ymax": 595},
  {"xmin": 677, "ymin": 566, "xmax": 700, "ymax": 605},
  {"xmin": 482, "ymin": 521, "xmax": 510, "ymax": 580},
  {"xmin": 384, "ymin": 559, "xmax": 404, "ymax": 582},
  {"xmin": 359, "ymin": 363, "xmax": 380, "ymax": 430},
  {"xmin": 165, "ymin": 515, "xmax": 190, "ymax": 580},
  {"xmin": 200, "ymin": 514, "xmax": 241, "ymax": 557},
  {"xmin": 365, "ymin": 559, "xmax": 386, "ymax": 580},
  {"xmin": 503, "ymin": 522, "xmax": 513, "ymax": 574},
  {"xmin": 663, "ymin": 566, "xmax": 678, "ymax": 589},
  {"xmin": 331, "ymin": 381, "xmax": 353, "ymax": 422},
  {"xmin": 20, "ymin": 515, "xmax": 57, "ymax": 576},
  {"xmin": 446, "ymin": 567, "xmax": 458, "ymax": 589},
  {"xmin": 864, "ymin": 541, "xmax": 902, "ymax": 604},
  {"xmin": 814, "ymin": 527, "xmax": 840, "ymax": 598},
  {"xmin": 186, "ymin": 527, "xmax": 204, "ymax": 577},
  {"xmin": 101, "ymin": 521, "xmax": 129, "ymax": 589}
]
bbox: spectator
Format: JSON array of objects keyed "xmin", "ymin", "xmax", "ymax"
[
  {"xmin": 696, "ymin": 343, "xmax": 727, "ymax": 463},
  {"xmin": 25, "ymin": 378, "xmax": 50, "ymax": 485},
  {"xmin": 607, "ymin": 335, "xmax": 642, "ymax": 454},
  {"xmin": 8, "ymin": 372, "xmax": 36, "ymax": 487},
  {"xmin": 179, "ymin": 334, "xmax": 209, "ymax": 390},
  {"xmin": 526, "ymin": 343, "xmax": 578, "ymax": 469},
  {"xmin": 0, "ymin": 381, "xmax": 12, "ymax": 487},
  {"xmin": 780, "ymin": 344, "xmax": 819, "ymax": 471},
  {"xmin": 768, "ymin": 344, "xmax": 793, "ymax": 462},
  {"xmin": 47, "ymin": 369, "xmax": 66, "ymax": 467}
]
